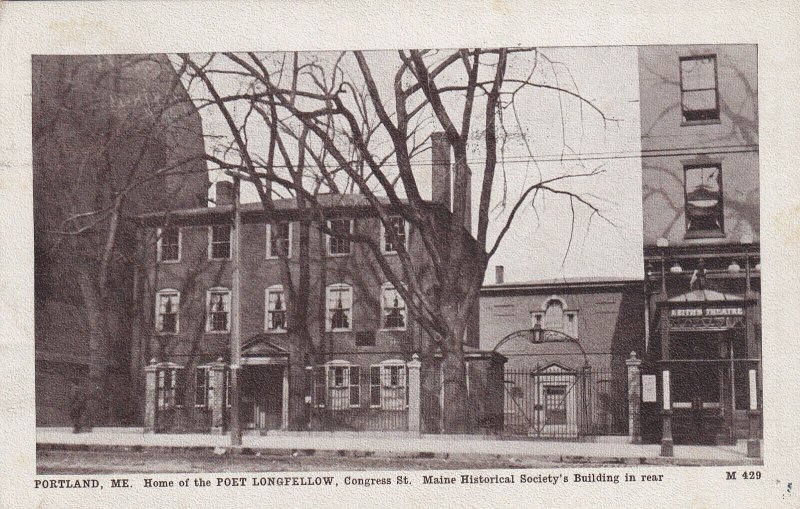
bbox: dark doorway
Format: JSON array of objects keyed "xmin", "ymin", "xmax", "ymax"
[{"xmin": 240, "ymin": 365, "xmax": 283, "ymax": 430}]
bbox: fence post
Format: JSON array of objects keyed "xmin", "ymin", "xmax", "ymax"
[
  {"xmin": 407, "ymin": 354, "xmax": 422, "ymax": 436},
  {"xmin": 626, "ymin": 351, "xmax": 643, "ymax": 444},
  {"xmin": 143, "ymin": 359, "xmax": 158, "ymax": 433},
  {"xmin": 210, "ymin": 358, "xmax": 227, "ymax": 434}
]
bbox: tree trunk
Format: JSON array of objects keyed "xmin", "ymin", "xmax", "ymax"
[
  {"xmin": 440, "ymin": 343, "xmax": 468, "ymax": 433},
  {"xmin": 78, "ymin": 270, "xmax": 111, "ymax": 426},
  {"xmin": 287, "ymin": 353, "xmax": 309, "ymax": 431}
]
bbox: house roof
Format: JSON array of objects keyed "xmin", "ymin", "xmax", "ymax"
[
  {"xmin": 137, "ymin": 193, "xmax": 444, "ymax": 224},
  {"xmin": 481, "ymin": 275, "xmax": 643, "ymax": 293}
]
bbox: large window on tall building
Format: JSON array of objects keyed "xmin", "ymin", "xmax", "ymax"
[
  {"xmin": 684, "ymin": 164, "xmax": 724, "ymax": 236},
  {"xmin": 533, "ymin": 298, "xmax": 578, "ymax": 339},
  {"xmin": 679, "ymin": 55, "xmax": 719, "ymax": 122},
  {"xmin": 206, "ymin": 288, "xmax": 231, "ymax": 333},
  {"xmin": 326, "ymin": 284, "xmax": 353, "ymax": 331},
  {"xmin": 155, "ymin": 290, "xmax": 180, "ymax": 334}
]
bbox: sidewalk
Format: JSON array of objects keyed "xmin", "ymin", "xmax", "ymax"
[{"xmin": 36, "ymin": 428, "xmax": 762, "ymax": 466}]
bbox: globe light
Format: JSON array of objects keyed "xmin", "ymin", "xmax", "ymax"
[
  {"xmin": 669, "ymin": 262, "xmax": 682, "ymax": 274},
  {"xmin": 728, "ymin": 260, "xmax": 741, "ymax": 274}
]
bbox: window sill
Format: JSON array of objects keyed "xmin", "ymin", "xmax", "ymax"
[
  {"xmin": 265, "ymin": 255, "xmax": 291, "ymax": 260},
  {"xmin": 208, "ymin": 257, "xmax": 232, "ymax": 262},
  {"xmin": 684, "ymin": 230, "xmax": 726, "ymax": 240},
  {"xmin": 155, "ymin": 331, "xmax": 179, "ymax": 336},
  {"xmin": 205, "ymin": 330, "xmax": 231, "ymax": 335},
  {"xmin": 157, "ymin": 259, "xmax": 181, "ymax": 264},
  {"xmin": 327, "ymin": 252, "xmax": 351, "ymax": 258},
  {"xmin": 681, "ymin": 118, "xmax": 721, "ymax": 127},
  {"xmin": 379, "ymin": 327, "xmax": 407, "ymax": 332},
  {"xmin": 265, "ymin": 329, "xmax": 287, "ymax": 334},
  {"xmin": 327, "ymin": 329, "xmax": 353, "ymax": 333}
]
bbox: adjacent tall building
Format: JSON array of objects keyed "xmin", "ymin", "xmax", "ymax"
[
  {"xmin": 33, "ymin": 55, "xmax": 209, "ymax": 425},
  {"xmin": 637, "ymin": 45, "xmax": 760, "ymax": 451}
]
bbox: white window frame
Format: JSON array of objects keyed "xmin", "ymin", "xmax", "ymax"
[
  {"xmin": 266, "ymin": 222, "xmax": 292, "ymax": 259},
  {"xmin": 325, "ymin": 360, "xmax": 360, "ymax": 409},
  {"xmin": 208, "ymin": 225, "xmax": 232, "ymax": 260},
  {"xmin": 532, "ymin": 297, "xmax": 578, "ymax": 339},
  {"xmin": 265, "ymin": 284, "xmax": 288, "ymax": 333},
  {"xmin": 380, "ymin": 282, "xmax": 407, "ymax": 331},
  {"xmin": 195, "ymin": 366, "xmax": 213, "ymax": 409},
  {"xmin": 155, "ymin": 289, "xmax": 180, "ymax": 335},
  {"xmin": 325, "ymin": 283, "xmax": 353, "ymax": 332},
  {"xmin": 679, "ymin": 54, "xmax": 719, "ymax": 123},
  {"xmin": 206, "ymin": 287, "xmax": 231, "ymax": 333},
  {"xmin": 370, "ymin": 360, "xmax": 407, "ymax": 410},
  {"xmin": 380, "ymin": 216, "xmax": 408, "ymax": 254},
  {"xmin": 327, "ymin": 219, "xmax": 353, "ymax": 257},
  {"xmin": 156, "ymin": 227, "xmax": 181, "ymax": 263}
]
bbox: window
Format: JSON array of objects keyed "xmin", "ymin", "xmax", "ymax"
[
  {"xmin": 326, "ymin": 284, "xmax": 352, "ymax": 331},
  {"xmin": 370, "ymin": 361, "xmax": 407, "ymax": 410},
  {"xmin": 543, "ymin": 385, "xmax": 568, "ymax": 425},
  {"xmin": 685, "ymin": 165, "xmax": 724, "ymax": 235},
  {"xmin": 381, "ymin": 283, "xmax": 406, "ymax": 330},
  {"xmin": 381, "ymin": 216, "xmax": 407, "ymax": 253},
  {"xmin": 195, "ymin": 367, "xmax": 213, "ymax": 408},
  {"xmin": 206, "ymin": 288, "xmax": 231, "ymax": 332},
  {"xmin": 325, "ymin": 362, "xmax": 360, "ymax": 409},
  {"xmin": 327, "ymin": 219, "xmax": 352, "ymax": 256},
  {"xmin": 533, "ymin": 298, "xmax": 578, "ymax": 339},
  {"xmin": 679, "ymin": 55, "xmax": 719, "ymax": 122},
  {"xmin": 209, "ymin": 225, "xmax": 231, "ymax": 259},
  {"xmin": 265, "ymin": 285, "xmax": 287, "ymax": 332},
  {"xmin": 155, "ymin": 290, "xmax": 180, "ymax": 334},
  {"xmin": 157, "ymin": 227, "xmax": 180, "ymax": 262},
  {"xmin": 157, "ymin": 366, "xmax": 184, "ymax": 409},
  {"xmin": 266, "ymin": 222, "xmax": 291, "ymax": 259}
]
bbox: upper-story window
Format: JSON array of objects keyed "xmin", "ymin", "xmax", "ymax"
[
  {"xmin": 157, "ymin": 227, "xmax": 181, "ymax": 262},
  {"xmin": 155, "ymin": 289, "xmax": 180, "ymax": 334},
  {"xmin": 267, "ymin": 222, "xmax": 292, "ymax": 259},
  {"xmin": 381, "ymin": 283, "xmax": 407, "ymax": 330},
  {"xmin": 265, "ymin": 285, "xmax": 287, "ymax": 332},
  {"xmin": 679, "ymin": 55, "xmax": 719, "ymax": 122},
  {"xmin": 326, "ymin": 284, "xmax": 353, "ymax": 331},
  {"xmin": 209, "ymin": 225, "xmax": 231, "ymax": 260},
  {"xmin": 533, "ymin": 298, "xmax": 578, "ymax": 338},
  {"xmin": 381, "ymin": 216, "xmax": 407, "ymax": 253},
  {"xmin": 684, "ymin": 164, "xmax": 724, "ymax": 236},
  {"xmin": 206, "ymin": 288, "xmax": 231, "ymax": 333},
  {"xmin": 327, "ymin": 219, "xmax": 352, "ymax": 256}
]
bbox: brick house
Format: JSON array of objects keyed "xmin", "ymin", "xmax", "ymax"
[{"xmin": 134, "ymin": 145, "xmax": 503, "ymax": 434}]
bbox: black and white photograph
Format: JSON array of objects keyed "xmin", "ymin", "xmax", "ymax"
[{"xmin": 2, "ymin": 1, "xmax": 798, "ymax": 508}]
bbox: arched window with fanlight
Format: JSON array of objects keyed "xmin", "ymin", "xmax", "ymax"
[
  {"xmin": 265, "ymin": 285, "xmax": 287, "ymax": 332},
  {"xmin": 206, "ymin": 287, "xmax": 231, "ymax": 333},
  {"xmin": 326, "ymin": 284, "xmax": 353, "ymax": 331},
  {"xmin": 533, "ymin": 297, "xmax": 578, "ymax": 339}
]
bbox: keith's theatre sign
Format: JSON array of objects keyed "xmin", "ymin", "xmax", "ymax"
[{"xmin": 669, "ymin": 307, "xmax": 745, "ymax": 331}]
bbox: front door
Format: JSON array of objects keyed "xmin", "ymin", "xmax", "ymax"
[{"xmin": 240, "ymin": 365, "xmax": 283, "ymax": 430}]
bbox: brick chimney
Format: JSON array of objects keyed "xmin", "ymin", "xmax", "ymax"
[
  {"xmin": 215, "ymin": 181, "xmax": 234, "ymax": 206},
  {"xmin": 431, "ymin": 131, "xmax": 471, "ymax": 233},
  {"xmin": 431, "ymin": 132, "xmax": 451, "ymax": 208},
  {"xmin": 495, "ymin": 265, "xmax": 504, "ymax": 285}
]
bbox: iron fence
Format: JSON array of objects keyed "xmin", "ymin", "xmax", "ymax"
[
  {"xmin": 309, "ymin": 365, "xmax": 409, "ymax": 431},
  {"xmin": 500, "ymin": 367, "xmax": 625, "ymax": 439}
]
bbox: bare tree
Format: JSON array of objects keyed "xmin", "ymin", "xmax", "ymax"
[{"xmin": 177, "ymin": 48, "xmax": 613, "ymax": 432}]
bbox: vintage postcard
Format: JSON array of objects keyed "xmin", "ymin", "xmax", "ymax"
[{"xmin": 1, "ymin": 1, "xmax": 798, "ymax": 508}]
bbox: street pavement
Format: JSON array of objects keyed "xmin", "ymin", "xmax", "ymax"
[{"xmin": 37, "ymin": 428, "xmax": 761, "ymax": 466}]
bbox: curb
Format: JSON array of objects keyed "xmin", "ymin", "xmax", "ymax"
[{"xmin": 36, "ymin": 443, "xmax": 763, "ymax": 467}]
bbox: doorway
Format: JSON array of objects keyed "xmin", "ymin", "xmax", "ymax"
[{"xmin": 240, "ymin": 365, "xmax": 283, "ymax": 430}]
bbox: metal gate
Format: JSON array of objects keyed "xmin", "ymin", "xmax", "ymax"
[{"xmin": 501, "ymin": 364, "xmax": 623, "ymax": 439}]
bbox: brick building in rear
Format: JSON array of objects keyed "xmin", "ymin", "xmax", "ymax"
[
  {"xmin": 479, "ymin": 269, "xmax": 645, "ymax": 438},
  {"xmin": 33, "ymin": 54, "xmax": 210, "ymax": 426},
  {"xmin": 133, "ymin": 140, "xmax": 503, "ymax": 434}
]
